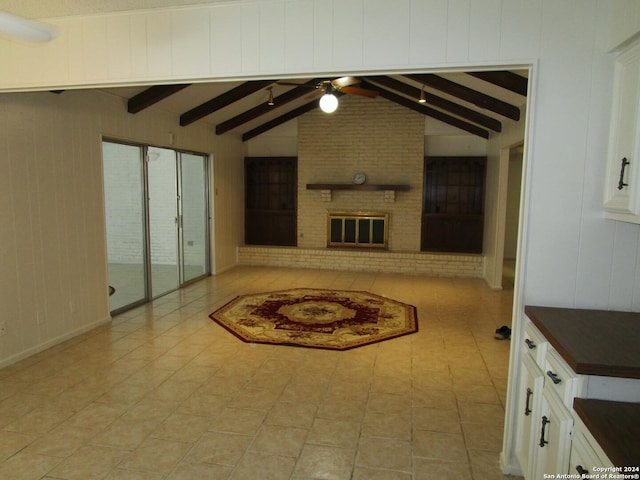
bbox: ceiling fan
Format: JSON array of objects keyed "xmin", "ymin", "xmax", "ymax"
[
  {"xmin": 277, "ymin": 76, "xmax": 379, "ymax": 113},
  {"xmin": 0, "ymin": 11, "xmax": 56, "ymax": 43}
]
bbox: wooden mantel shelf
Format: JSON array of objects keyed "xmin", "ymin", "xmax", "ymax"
[{"xmin": 306, "ymin": 183, "xmax": 410, "ymax": 191}]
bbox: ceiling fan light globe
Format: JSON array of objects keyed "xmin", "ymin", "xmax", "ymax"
[{"xmin": 319, "ymin": 93, "xmax": 338, "ymax": 113}]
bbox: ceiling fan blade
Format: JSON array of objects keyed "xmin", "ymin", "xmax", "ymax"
[
  {"xmin": 332, "ymin": 76, "xmax": 360, "ymax": 88},
  {"xmin": 339, "ymin": 86, "xmax": 379, "ymax": 98},
  {"xmin": 0, "ymin": 11, "xmax": 56, "ymax": 43}
]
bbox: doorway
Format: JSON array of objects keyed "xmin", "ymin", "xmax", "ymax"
[
  {"xmin": 102, "ymin": 140, "xmax": 210, "ymax": 314},
  {"xmin": 502, "ymin": 145, "xmax": 524, "ymax": 289}
]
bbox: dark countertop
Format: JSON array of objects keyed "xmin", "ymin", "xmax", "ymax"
[
  {"xmin": 573, "ymin": 398, "xmax": 640, "ymax": 467},
  {"xmin": 524, "ymin": 305, "xmax": 640, "ymax": 379}
]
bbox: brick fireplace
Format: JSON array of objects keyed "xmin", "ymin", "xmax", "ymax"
[{"xmin": 238, "ymin": 95, "xmax": 484, "ymax": 278}]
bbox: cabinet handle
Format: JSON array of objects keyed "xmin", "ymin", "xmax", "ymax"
[
  {"xmin": 576, "ymin": 465, "xmax": 589, "ymax": 475},
  {"xmin": 617, "ymin": 157, "xmax": 630, "ymax": 190},
  {"xmin": 525, "ymin": 387, "xmax": 533, "ymax": 416},
  {"xmin": 546, "ymin": 370, "xmax": 562, "ymax": 384},
  {"xmin": 525, "ymin": 338, "xmax": 536, "ymax": 349},
  {"xmin": 539, "ymin": 416, "xmax": 550, "ymax": 447}
]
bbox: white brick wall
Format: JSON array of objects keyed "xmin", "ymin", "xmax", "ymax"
[{"xmin": 298, "ymin": 95, "xmax": 424, "ymax": 252}]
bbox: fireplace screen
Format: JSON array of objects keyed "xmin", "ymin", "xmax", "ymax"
[{"xmin": 327, "ymin": 211, "xmax": 389, "ymax": 248}]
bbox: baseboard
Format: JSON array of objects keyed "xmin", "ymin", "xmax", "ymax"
[
  {"xmin": 499, "ymin": 451, "xmax": 523, "ymax": 476},
  {"xmin": 213, "ymin": 263, "xmax": 236, "ymax": 275},
  {"xmin": 0, "ymin": 315, "xmax": 112, "ymax": 370}
]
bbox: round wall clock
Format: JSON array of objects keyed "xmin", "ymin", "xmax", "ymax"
[{"xmin": 352, "ymin": 172, "xmax": 367, "ymax": 185}]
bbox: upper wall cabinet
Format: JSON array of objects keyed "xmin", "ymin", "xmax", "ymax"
[{"xmin": 604, "ymin": 39, "xmax": 640, "ymax": 224}]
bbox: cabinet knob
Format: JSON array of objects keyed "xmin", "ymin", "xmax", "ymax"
[
  {"xmin": 576, "ymin": 465, "xmax": 589, "ymax": 475},
  {"xmin": 525, "ymin": 338, "xmax": 536, "ymax": 349},
  {"xmin": 546, "ymin": 370, "xmax": 562, "ymax": 384},
  {"xmin": 617, "ymin": 157, "xmax": 630, "ymax": 190}
]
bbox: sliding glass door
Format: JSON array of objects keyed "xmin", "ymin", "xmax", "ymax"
[
  {"xmin": 103, "ymin": 142, "xmax": 147, "ymax": 312},
  {"xmin": 102, "ymin": 141, "xmax": 210, "ymax": 314},
  {"xmin": 148, "ymin": 147, "xmax": 180, "ymax": 297},
  {"xmin": 179, "ymin": 152, "xmax": 209, "ymax": 283}
]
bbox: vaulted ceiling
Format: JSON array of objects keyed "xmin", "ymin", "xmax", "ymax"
[
  {"xmin": 2, "ymin": 4, "xmax": 527, "ymax": 139},
  {"xmin": 99, "ymin": 70, "xmax": 528, "ymax": 141}
]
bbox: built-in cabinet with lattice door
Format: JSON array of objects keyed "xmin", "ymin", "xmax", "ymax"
[
  {"xmin": 245, "ymin": 157, "xmax": 297, "ymax": 246},
  {"xmin": 421, "ymin": 156, "xmax": 486, "ymax": 253}
]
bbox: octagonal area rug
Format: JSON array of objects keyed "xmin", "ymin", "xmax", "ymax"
[{"xmin": 209, "ymin": 288, "xmax": 418, "ymax": 350}]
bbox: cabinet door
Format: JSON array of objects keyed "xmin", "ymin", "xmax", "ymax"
[
  {"xmin": 569, "ymin": 431, "xmax": 612, "ymax": 478},
  {"xmin": 604, "ymin": 39, "xmax": 640, "ymax": 223},
  {"xmin": 515, "ymin": 355, "xmax": 544, "ymax": 479},
  {"xmin": 421, "ymin": 156, "xmax": 486, "ymax": 253},
  {"xmin": 245, "ymin": 157, "xmax": 297, "ymax": 246},
  {"xmin": 531, "ymin": 386, "xmax": 574, "ymax": 480}
]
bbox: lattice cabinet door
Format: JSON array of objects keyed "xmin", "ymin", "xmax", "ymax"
[
  {"xmin": 245, "ymin": 157, "xmax": 297, "ymax": 246},
  {"xmin": 421, "ymin": 156, "xmax": 486, "ymax": 253}
]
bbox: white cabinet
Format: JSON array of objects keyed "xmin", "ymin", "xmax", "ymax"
[
  {"xmin": 515, "ymin": 321, "xmax": 546, "ymax": 478},
  {"xmin": 515, "ymin": 320, "xmax": 582, "ymax": 479},
  {"xmin": 515, "ymin": 306, "xmax": 640, "ymax": 479},
  {"xmin": 604, "ymin": 38, "xmax": 640, "ymax": 223},
  {"xmin": 515, "ymin": 355, "xmax": 544, "ymax": 478},
  {"xmin": 532, "ymin": 384, "xmax": 574, "ymax": 479},
  {"xmin": 569, "ymin": 415, "xmax": 613, "ymax": 477}
]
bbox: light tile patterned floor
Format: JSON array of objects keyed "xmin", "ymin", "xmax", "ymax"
[{"xmin": 0, "ymin": 266, "xmax": 517, "ymax": 480}]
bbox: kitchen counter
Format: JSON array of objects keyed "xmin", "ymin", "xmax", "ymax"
[
  {"xmin": 524, "ymin": 306, "xmax": 640, "ymax": 378},
  {"xmin": 573, "ymin": 398, "xmax": 640, "ymax": 467},
  {"xmin": 525, "ymin": 305, "xmax": 640, "ymax": 469}
]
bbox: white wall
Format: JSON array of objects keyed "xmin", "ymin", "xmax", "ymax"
[
  {"xmin": 1, "ymin": 0, "xmax": 640, "ymax": 474},
  {"xmin": 0, "ymin": 89, "xmax": 243, "ymax": 368},
  {"xmin": 505, "ymin": 152, "xmax": 523, "ymax": 260},
  {"xmin": 246, "ymin": 121, "xmax": 298, "ymax": 157}
]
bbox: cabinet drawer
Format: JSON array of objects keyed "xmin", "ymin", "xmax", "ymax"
[
  {"xmin": 544, "ymin": 349, "xmax": 581, "ymax": 406},
  {"xmin": 523, "ymin": 319, "xmax": 547, "ymax": 367}
]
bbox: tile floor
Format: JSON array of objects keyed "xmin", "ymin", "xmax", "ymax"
[{"xmin": 0, "ymin": 266, "xmax": 517, "ymax": 480}]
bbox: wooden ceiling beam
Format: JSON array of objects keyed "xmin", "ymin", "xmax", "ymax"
[
  {"xmin": 405, "ymin": 74, "xmax": 520, "ymax": 121},
  {"xmin": 179, "ymin": 80, "xmax": 274, "ymax": 126},
  {"xmin": 216, "ymin": 79, "xmax": 320, "ymax": 135},
  {"xmin": 242, "ymin": 102, "xmax": 318, "ymax": 141},
  {"xmin": 467, "ymin": 70, "xmax": 528, "ymax": 96},
  {"xmin": 127, "ymin": 84, "xmax": 190, "ymax": 114},
  {"xmin": 367, "ymin": 76, "xmax": 501, "ymax": 132},
  {"xmin": 242, "ymin": 91, "xmax": 348, "ymax": 141},
  {"xmin": 360, "ymin": 81, "xmax": 489, "ymax": 139}
]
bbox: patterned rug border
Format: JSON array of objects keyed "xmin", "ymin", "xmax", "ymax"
[{"xmin": 209, "ymin": 287, "xmax": 419, "ymax": 351}]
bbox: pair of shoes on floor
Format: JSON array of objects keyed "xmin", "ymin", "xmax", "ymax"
[{"xmin": 495, "ymin": 325, "xmax": 511, "ymax": 340}]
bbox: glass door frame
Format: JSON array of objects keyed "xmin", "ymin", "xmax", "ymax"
[
  {"xmin": 102, "ymin": 138, "xmax": 211, "ymax": 315},
  {"xmin": 176, "ymin": 150, "xmax": 211, "ymax": 287}
]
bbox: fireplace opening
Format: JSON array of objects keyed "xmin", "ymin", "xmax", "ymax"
[{"xmin": 327, "ymin": 211, "xmax": 389, "ymax": 249}]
